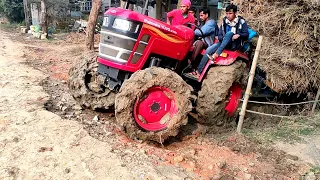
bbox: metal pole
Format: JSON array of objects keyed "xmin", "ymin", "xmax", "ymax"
[
  {"xmin": 311, "ymin": 88, "xmax": 320, "ymax": 114},
  {"xmin": 237, "ymin": 35, "xmax": 264, "ymax": 133}
]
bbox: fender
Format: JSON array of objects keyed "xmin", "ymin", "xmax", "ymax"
[{"xmin": 198, "ymin": 50, "xmax": 249, "ymax": 82}]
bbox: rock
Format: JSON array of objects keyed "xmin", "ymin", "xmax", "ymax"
[
  {"xmin": 211, "ymin": 172, "xmax": 222, "ymax": 180},
  {"xmin": 93, "ymin": 115, "xmax": 99, "ymax": 122},
  {"xmin": 217, "ymin": 161, "xmax": 226, "ymax": 169},
  {"xmin": 62, "ymin": 106, "xmax": 68, "ymax": 112},
  {"xmin": 208, "ymin": 165, "xmax": 213, "ymax": 170},
  {"xmin": 231, "ymin": 146, "xmax": 240, "ymax": 152},
  {"xmin": 249, "ymin": 162, "xmax": 255, "ymax": 167},
  {"xmin": 244, "ymin": 173, "xmax": 252, "ymax": 180},
  {"xmin": 189, "ymin": 161, "xmax": 195, "ymax": 168},
  {"xmin": 243, "ymin": 167, "xmax": 248, "ymax": 172},
  {"xmin": 64, "ymin": 168, "xmax": 71, "ymax": 173},
  {"xmin": 305, "ymin": 172, "xmax": 316, "ymax": 180},
  {"xmin": 173, "ymin": 155, "xmax": 184, "ymax": 163},
  {"xmin": 41, "ymin": 33, "xmax": 48, "ymax": 40},
  {"xmin": 73, "ymin": 105, "xmax": 83, "ymax": 110},
  {"xmin": 139, "ymin": 149, "xmax": 146, "ymax": 154},
  {"xmin": 189, "ymin": 149, "xmax": 196, "ymax": 155}
]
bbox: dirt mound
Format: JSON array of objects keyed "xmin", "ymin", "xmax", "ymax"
[
  {"xmin": 64, "ymin": 32, "xmax": 100, "ymax": 44},
  {"xmin": 234, "ymin": 0, "xmax": 320, "ymax": 93}
]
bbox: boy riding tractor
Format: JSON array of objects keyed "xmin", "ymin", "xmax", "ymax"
[{"xmin": 68, "ymin": 1, "xmax": 254, "ymax": 143}]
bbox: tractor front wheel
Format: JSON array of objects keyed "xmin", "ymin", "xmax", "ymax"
[
  {"xmin": 68, "ymin": 52, "xmax": 116, "ymax": 110},
  {"xmin": 115, "ymin": 67, "xmax": 193, "ymax": 143}
]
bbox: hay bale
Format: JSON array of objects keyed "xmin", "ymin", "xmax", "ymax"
[{"xmin": 234, "ymin": 0, "xmax": 320, "ymax": 93}]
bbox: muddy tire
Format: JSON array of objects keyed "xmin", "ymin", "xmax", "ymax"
[
  {"xmin": 196, "ymin": 61, "xmax": 246, "ymax": 125},
  {"xmin": 115, "ymin": 67, "xmax": 193, "ymax": 143},
  {"xmin": 68, "ymin": 52, "xmax": 116, "ymax": 110}
]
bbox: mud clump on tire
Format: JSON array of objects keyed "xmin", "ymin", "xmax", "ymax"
[
  {"xmin": 115, "ymin": 67, "xmax": 193, "ymax": 143},
  {"xmin": 196, "ymin": 61, "xmax": 246, "ymax": 126},
  {"xmin": 68, "ymin": 52, "xmax": 116, "ymax": 110}
]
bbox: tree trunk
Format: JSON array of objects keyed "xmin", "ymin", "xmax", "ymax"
[
  {"xmin": 23, "ymin": 0, "xmax": 30, "ymax": 30},
  {"xmin": 40, "ymin": 0, "xmax": 47, "ymax": 34},
  {"xmin": 85, "ymin": 0, "xmax": 102, "ymax": 50},
  {"xmin": 177, "ymin": 0, "xmax": 181, "ymax": 9},
  {"xmin": 156, "ymin": 0, "xmax": 162, "ymax": 20},
  {"xmin": 202, "ymin": 0, "xmax": 207, "ymax": 7},
  {"xmin": 165, "ymin": 0, "xmax": 171, "ymax": 11}
]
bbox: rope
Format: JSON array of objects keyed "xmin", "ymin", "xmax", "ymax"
[
  {"xmin": 241, "ymin": 99, "xmax": 320, "ymax": 106},
  {"xmin": 245, "ymin": 110, "xmax": 304, "ymax": 119}
]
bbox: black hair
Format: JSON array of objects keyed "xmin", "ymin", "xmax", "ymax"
[
  {"xmin": 226, "ymin": 4, "xmax": 238, "ymax": 13},
  {"xmin": 199, "ymin": 7, "xmax": 210, "ymax": 16},
  {"xmin": 189, "ymin": 6, "xmax": 197, "ymax": 13}
]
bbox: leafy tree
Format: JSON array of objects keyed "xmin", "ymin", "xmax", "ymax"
[{"xmin": 0, "ymin": 0, "xmax": 25, "ymax": 22}]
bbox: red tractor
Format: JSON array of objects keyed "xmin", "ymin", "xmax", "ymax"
[{"xmin": 68, "ymin": 6, "xmax": 251, "ymax": 143}]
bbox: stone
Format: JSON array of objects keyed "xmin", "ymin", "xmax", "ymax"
[
  {"xmin": 305, "ymin": 172, "xmax": 316, "ymax": 180},
  {"xmin": 173, "ymin": 156, "xmax": 184, "ymax": 163},
  {"xmin": 249, "ymin": 162, "xmax": 255, "ymax": 167},
  {"xmin": 93, "ymin": 115, "xmax": 99, "ymax": 122},
  {"xmin": 217, "ymin": 161, "xmax": 226, "ymax": 169},
  {"xmin": 244, "ymin": 173, "xmax": 252, "ymax": 180}
]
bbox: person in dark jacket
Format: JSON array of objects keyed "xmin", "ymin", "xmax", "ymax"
[{"xmin": 186, "ymin": 4, "xmax": 249, "ymax": 79}]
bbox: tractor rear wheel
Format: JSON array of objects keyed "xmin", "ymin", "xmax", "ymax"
[
  {"xmin": 68, "ymin": 52, "xmax": 116, "ymax": 110},
  {"xmin": 115, "ymin": 67, "xmax": 193, "ymax": 143},
  {"xmin": 196, "ymin": 61, "xmax": 246, "ymax": 126}
]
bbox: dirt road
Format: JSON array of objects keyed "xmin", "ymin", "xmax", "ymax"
[{"xmin": 0, "ymin": 31, "xmax": 195, "ymax": 179}]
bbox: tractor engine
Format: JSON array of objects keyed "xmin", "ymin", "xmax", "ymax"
[{"xmin": 96, "ymin": 7, "xmax": 194, "ymax": 90}]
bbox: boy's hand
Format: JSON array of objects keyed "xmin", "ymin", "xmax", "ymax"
[{"xmin": 232, "ymin": 34, "xmax": 240, "ymax": 40}]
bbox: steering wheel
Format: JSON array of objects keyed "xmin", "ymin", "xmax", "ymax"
[{"xmin": 184, "ymin": 23, "xmax": 204, "ymax": 40}]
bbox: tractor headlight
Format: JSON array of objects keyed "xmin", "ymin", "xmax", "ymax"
[
  {"xmin": 103, "ymin": 16, "xmax": 109, "ymax": 27},
  {"xmin": 112, "ymin": 18, "xmax": 140, "ymax": 33}
]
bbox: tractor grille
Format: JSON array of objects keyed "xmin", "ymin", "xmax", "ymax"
[{"xmin": 99, "ymin": 30, "xmax": 137, "ymax": 64}]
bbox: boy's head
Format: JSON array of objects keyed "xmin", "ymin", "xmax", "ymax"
[
  {"xmin": 199, "ymin": 7, "xmax": 210, "ymax": 22},
  {"xmin": 225, "ymin": 4, "xmax": 237, "ymax": 21},
  {"xmin": 188, "ymin": 6, "xmax": 197, "ymax": 17},
  {"xmin": 180, "ymin": 0, "xmax": 191, "ymax": 14}
]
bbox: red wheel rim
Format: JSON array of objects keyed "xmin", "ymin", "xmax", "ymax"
[
  {"xmin": 134, "ymin": 86, "xmax": 178, "ymax": 131},
  {"xmin": 225, "ymin": 83, "xmax": 242, "ymax": 116}
]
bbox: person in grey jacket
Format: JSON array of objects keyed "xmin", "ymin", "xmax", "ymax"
[{"xmin": 189, "ymin": 7, "xmax": 218, "ymax": 68}]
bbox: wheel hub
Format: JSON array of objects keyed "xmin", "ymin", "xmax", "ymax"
[
  {"xmin": 134, "ymin": 86, "xmax": 177, "ymax": 131},
  {"xmin": 150, "ymin": 102, "xmax": 160, "ymax": 113},
  {"xmin": 225, "ymin": 83, "xmax": 243, "ymax": 116}
]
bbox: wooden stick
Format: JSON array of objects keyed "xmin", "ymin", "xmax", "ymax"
[
  {"xmin": 237, "ymin": 35, "xmax": 264, "ymax": 133},
  {"xmin": 311, "ymin": 88, "xmax": 320, "ymax": 114}
]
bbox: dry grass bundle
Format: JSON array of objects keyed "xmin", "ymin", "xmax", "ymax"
[{"xmin": 234, "ymin": 0, "xmax": 320, "ymax": 92}]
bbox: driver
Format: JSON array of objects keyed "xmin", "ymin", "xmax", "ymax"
[
  {"xmin": 166, "ymin": 0, "xmax": 195, "ymax": 26},
  {"xmin": 189, "ymin": 7, "xmax": 218, "ymax": 68}
]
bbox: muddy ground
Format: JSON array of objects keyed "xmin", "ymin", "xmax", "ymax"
[{"xmin": 0, "ymin": 28, "xmax": 319, "ymax": 179}]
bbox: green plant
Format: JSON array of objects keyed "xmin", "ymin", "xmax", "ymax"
[{"xmin": 0, "ymin": 0, "xmax": 24, "ymax": 23}]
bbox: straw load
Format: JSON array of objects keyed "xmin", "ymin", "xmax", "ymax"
[{"xmin": 234, "ymin": 0, "xmax": 320, "ymax": 93}]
